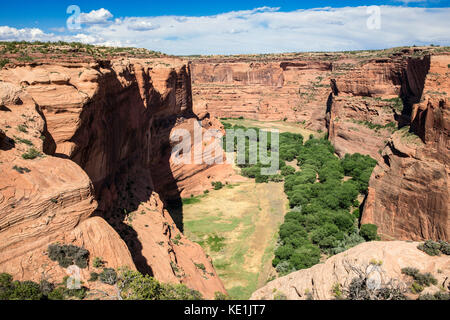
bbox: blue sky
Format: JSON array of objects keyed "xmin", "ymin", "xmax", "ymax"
[{"xmin": 0, "ymin": 1, "xmax": 449, "ymax": 54}]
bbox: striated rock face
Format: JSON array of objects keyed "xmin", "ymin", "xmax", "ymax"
[
  {"xmin": 191, "ymin": 57, "xmax": 333, "ymax": 131},
  {"xmin": 361, "ymin": 54, "xmax": 449, "ymax": 241},
  {"xmin": 0, "ymin": 57, "xmax": 232, "ymax": 298},
  {"xmin": 251, "ymin": 241, "xmax": 450, "ymax": 300},
  {"xmin": 192, "ymin": 48, "xmax": 449, "ymax": 242},
  {"xmin": 0, "ymin": 82, "xmax": 134, "ymax": 290}
]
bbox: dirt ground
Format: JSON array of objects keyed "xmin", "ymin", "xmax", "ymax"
[
  {"xmin": 222, "ymin": 118, "xmax": 323, "ymax": 139},
  {"xmin": 183, "ymin": 181, "xmax": 288, "ymax": 299}
]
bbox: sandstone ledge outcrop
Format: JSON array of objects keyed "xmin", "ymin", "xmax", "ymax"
[
  {"xmin": 251, "ymin": 241, "xmax": 450, "ymax": 300},
  {"xmin": 0, "ymin": 57, "xmax": 234, "ymax": 298}
]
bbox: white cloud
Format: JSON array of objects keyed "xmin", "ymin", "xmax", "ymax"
[
  {"xmin": 125, "ymin": 19, "xmax": 160, "ymax": 31},
  {"xmin": 78, "ymin": 8, "xmax": 113, "ymax": 25},
  {"xmin": 1, "ymin": 6, "xmax": 449, "ymax": 55},
  {"xmin": 0, "ymin": 26, "xmax": 51, "ymax": 41}
]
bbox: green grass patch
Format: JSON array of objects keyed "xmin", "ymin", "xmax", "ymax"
[{"xmin": 22, "ymin": 148, "xmax": 42, "ymax": 160}]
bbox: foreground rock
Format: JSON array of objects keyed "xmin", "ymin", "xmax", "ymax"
[{"xmin": 251, "ymin": 241, "xmax": 449, "ymax": 300}]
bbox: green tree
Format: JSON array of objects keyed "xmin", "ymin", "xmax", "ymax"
[{"xmin": 360, "ymin": 224, "xmax": 379, "ymax": 241}]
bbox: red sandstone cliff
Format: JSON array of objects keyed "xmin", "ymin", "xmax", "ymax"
[
  {"xmin": 191, "ymin": 47, "xmax": 449, "ymax": 242},
  {"xmin": 0, "ymin": 55, "xmax": 235, "ymax": 298},
  {"xmin": 360, "ymin": 54, "xmax": 449, "ymax": 241}
]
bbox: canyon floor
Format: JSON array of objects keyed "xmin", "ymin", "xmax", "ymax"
[{"xmin": 183, "ymin": 181, "xmax": 288, "ymax": 299}]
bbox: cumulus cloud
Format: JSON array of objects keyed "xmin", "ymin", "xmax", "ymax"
[
  {"xmin": 125, "ymin": 19, "xmax": 160, "ymax": 31},
  {"xmin": 1, "ymin": 6, "xmax": 449, "ymax": 55},
  {"xmin": 0, "ymin": 26, "xmax": 52, "ymax": 41},
  {"xmin": 78, "ymin": 8, "xmax": 113, "ymax": 25}
]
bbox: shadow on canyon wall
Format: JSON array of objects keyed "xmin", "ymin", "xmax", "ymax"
[{"xmin": 45, "ymin": 64, "xmax": 191, "ymax": 276}]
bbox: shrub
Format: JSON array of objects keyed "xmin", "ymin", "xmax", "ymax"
[
  {"xmin": 0, "ymin": 274, "xmax": 43, "ymax": 300},
  {"xmin": 345, "ymin": 276, "xmax": 406, "ymax": 300},
  {"xmin": 17, "ymin": 124, "xmax": 28, "ymax": 133},
  {"xmin": 411, "ymin": 282, "xmax": 424, "ymax": 294},
  {"xmin": 88, "ymin": 272, "xmax": 99, "ymax": 282},
  {"xmin": 212, "ymin": 181, "xmax": 224, "ymax": 190},
  {"xmin": 418, "ymin": 292, "xmax": 450, "ymax": 300},
  {"xmin": 12, "ymin": 165, "xmax": 31, "ymax": 174},
  {"xmin": 117, "ymin": 268, "xmax": 202, "ymax": 300},
  {"xmin": 47, "ymin": 244, "xmax": 90, "ymax": 269},
  {"xmin": 402, "ymin": 267, "xmax": 437, "ymax": 288},
  {"xmin": 39, "ymin": 280, "xmax": 54, "ymax": 296},
  {"xmin": 414, "ymin": 273, "xmax": 437, "ymax": 287},
  {"xmin": 289, "ymin": 244, "xmax": 321, "ymax": 270},
  {"xmin": 274, "ymin": 292, "xmax": 288, "ymax": 300},
  {"xmin": 281, "ymin": 166, "xmax": 296, "ymax": 176},
  {"xmin": 0, "ymin": 58, "xmax": 10, "ymax": 69},
  {"xmin": 22, "ymin": 148, "xmax": 42, "ymax": 160},
  {"xmin": 93, "ymin": 257, "xmax": 105, "ymax": 268},
  {"xmin": 160, "ymin": 283, "xmax": 203, "ymax": 300},
  {"xmin": 214, "ymin": 292, "xmax": 230, "ymax": 300},
  {"xmin": 401, "ymin": 267, "xmax": 420, "ymax": 278},
  {"xmin": 207, "ymin": 234, "xmax": 225, "ymax": 252},
  {"xmin": 439, "ymin": 241, "xmax": 450, "ymax": 255},
  {"xmin": 8, "ymin": 281, "xmax": 43, "ymax": 300},
  {"xmin": 418, "ymin": 240, "xmax": 449, "ymax": 256},
  {"xmin": 99, "ymin": 268, "xmax": 118, "ymax": 285},
  {"xmin": 255, "ymin": 174, "xmax": 269, "ymax": 183},
  {"xmin": 360, "ymin": 224, "xmax": 379, "ymax": 241}
]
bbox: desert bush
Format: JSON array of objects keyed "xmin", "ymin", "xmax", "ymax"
[
  {"xmin": 0, "ymin": 58, "xmax": 9, "ymax": 69},
  {"xmin": 47, "ymin": 244, "xmax": 89, "ymax": 269},
  {"xmin": 99, "ymin": 268, "xmax": 118, "ymax": 285},
  {"xmin": 22, "ymin": 148, "xmax": 42, "ymax": 160},
  {"xmin": 418, "ymin": 292, "xmax": 450, "ymax": 300},
  {"xmin": 214, "ymin": 292, "xmax": 230, "ymax": 300},
  {"xmin": 93, "ymin": 257, "xmax": 105, "ymax": 268},
  {"xmin": 402, "ymin": 267, "xmax": 437, "ymax": 288},
  {"xmin": 343, "ymin": 265, "xmax": 407, "ymax": 300},
  {"xmin": 360, "ymin": 224, "xmax": 379, "ymax": 241},
  {"xmin": 0, "ymin": 274, "xmax": 43, "ymax": 300},
  {"xmin": 89, "ymin": 272, "xmax": 99, "ymax": 282},
  {"xmin": 418, "ymin": 240, "xmax": 450, "ymax": 256},
  {"xmin": 212, "ymin": 181, "xmax": 224, "ymax": 190},
  {"xmin": 12, "ymin": 165, "xmax": 31, "ymax": 174},
  {"xmin": 117, "ymin": 268, "xmax": 202, "ymax": 300}
]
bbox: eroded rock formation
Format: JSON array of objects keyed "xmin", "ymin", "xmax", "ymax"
[
  {"xmin": 250, "ymin": 241, "xmax": 450, "ymax": 300},
  {"xmin": 361, "ymin": 54, "xmax": 449, "ymax": 241},
  {"xmin": 191, "ymin": 57, "xmax": 333, "ymax": 131},
  {"xmin": 0, "ymin": 57, "xmax": 235, "ymax": 298},
  {"xmin": 191, "ymin": 48, "xmax": 449, "ymax": 242}
]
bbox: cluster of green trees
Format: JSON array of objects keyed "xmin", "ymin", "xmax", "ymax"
[
  {"xmin": 222, "ymin": 122, "xmax": 301, "ymax": 183},
  {"xmin": 274, "ymin": 139, "xmax": 378, "ymax": 274},
  {"xmin": 48, "ymin": 244, "xmax": 90, "ymax": 269},
  {"xmin": 222, "ymin": 122, "xmax": 379, "ymax": 276},
  {"xmin": 0, "ymin": 267, "xmax": 205, "ymax": 300},
  {"xmin": 0, "ymin": 273, "xmax": 87, "ymax": 300},
  {"xmin": 116, "ymin": 268, "xmax": 203, "ymax": 300}
]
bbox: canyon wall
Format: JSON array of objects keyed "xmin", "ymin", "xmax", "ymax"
[
  {"xmin": 191, "ymin": 56, "xmax": 333, "ymax": 131},
  {"xmin": 360, "ymin": 54, "xmax": 449, "ymax": 241},
  {"xmin": 0, "ymin": 56, "xmax": 236, "ymax": 298},
  {"xmin": 191, "ymin": 48, "xmax": 449, "ymax": 242}
]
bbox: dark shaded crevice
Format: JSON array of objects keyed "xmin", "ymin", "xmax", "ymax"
[
  {"xmin": 400, "ymin": 55, "xmax": 431, "ymax": 118},
  {"xmin": 39, "ymin": 63, "xmax": 190, "ymax": 276}
]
